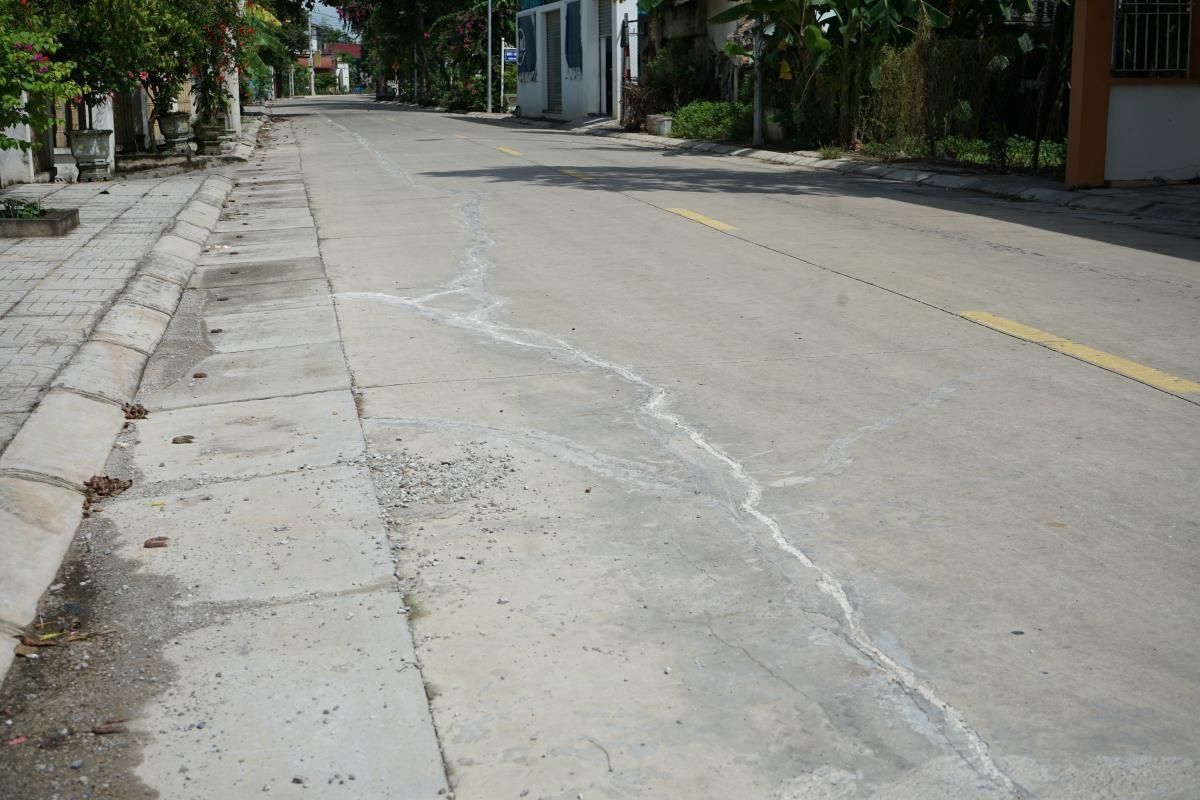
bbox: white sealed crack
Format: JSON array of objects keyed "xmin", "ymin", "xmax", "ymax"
[{"xmin": 325, "ymin": 114, "xmax": 1024, "ymax": 798}]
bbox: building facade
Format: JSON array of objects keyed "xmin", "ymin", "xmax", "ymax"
[
  {"xmin": 1068, "ymin": 0, "xmax": 1200, "ymax": 185},
  {"xmin": 515, "ymin": 0, "xmax": 641, "ymax": 120}
]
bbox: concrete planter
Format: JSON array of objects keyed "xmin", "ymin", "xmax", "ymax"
[
  {"xmin": 158, "ymin": 112, "xmax": 192, "ymax": 152},
  {"xmin": 67, "ymin": 129, "xmax": 114, "ymax": 181},
  {"xmin": 646, "ymin": 114, "xmax": 673, "ymax": 137},
  {"xmin": 0, "ymin": 208, "xmax": 80, "ymax": 238},
  {"xmin": 193, "ymin": 120, "xmax": 225, "ymax": 155}
]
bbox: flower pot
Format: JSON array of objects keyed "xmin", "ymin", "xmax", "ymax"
[
  {"xmin": 192, "ymin": 120, "xmax": 225, "ymax": 155},
  {"xmin": 66, "ymin": 129, "xmax": 113, "ymax": 182},
  {"xmin": 158, "ymin": 112, "xmax": 192, "ymax": 152}
]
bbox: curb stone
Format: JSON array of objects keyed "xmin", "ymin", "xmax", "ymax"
[
  {"xmin": 434, "ymin": 102, "xmax": 1198, "ymax": 225},
  {"xmin": 570, "ymin": 125, "xmax": 1198, "ymax": 226},
  {"xmin": 0, "ymin": 169, "xmax": 238, "ymax": 683}
]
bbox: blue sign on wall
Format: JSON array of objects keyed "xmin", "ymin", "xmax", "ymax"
[
  {"xmin": 517, "ymin": 14, "xmax": 537, "ymax": 80},
  {"xmin": 504, "ymin": 47, "xmax": 519, "ymax": 64}
]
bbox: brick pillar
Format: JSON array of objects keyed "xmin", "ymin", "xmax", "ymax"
[{"xmin": 1066, "ymin": 0, "xmax": 1115, "ymax": 188}]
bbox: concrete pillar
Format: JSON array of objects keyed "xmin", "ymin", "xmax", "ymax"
[
  {"xmin": 91, "ymin": 97, "xmax": 117, "ymax": 176},
  {"xmin": 225, "ymin": 69, "xmax": 243, "ymax": 136},
  {"xmin": 1065, "ymin": 0, "xmax": 1114, "ymax": 188}
]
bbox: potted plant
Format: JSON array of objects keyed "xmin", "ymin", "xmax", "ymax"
[
  {"xmin": 55, "ymin": 0, "xmax": 156, "ymax": 180},
  {"xmin": 141, "ymin": 3, "xmax": 208, "ymax": 153},
  {"xmin": 191, "ymin": 64, "xmax": 231, "ymax": 154},
  {"xmin": 190, "ymin": 11, "xmax": 243, "ymax": 155}
]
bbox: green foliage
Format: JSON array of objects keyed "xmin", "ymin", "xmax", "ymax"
[
  {"xmin": 315, "ymin": 71, "xmax": 339, "ymax": 94},
  {"xmin": 671, "ymin": 100, "xmax": 754, "ymax": 142},
  {"xmin": 860, "ymin": 134, "xmax": 1064, "ymax": 170},
  {"xmin": 818, "ymin": 144, "xmax": 841, "ymax": 159},
  {"xmin": 0, "ymin": 2, "xmax": 78, "ymax": 150},
  {"xmin": 644, "ymin": 39, "xmax": 705, "ymax": 110},
  {"xmin": 0, "ymin": 197, "xmax": 45, "ymax": 218}
]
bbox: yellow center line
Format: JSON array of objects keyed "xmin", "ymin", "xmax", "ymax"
[
  {"xmin": 454, "ymin": 133, "xmax": 468, "ymax": 139},
  {"xmin": 558, "ymin": 168, "xmax": 592, "ymax": 181},
  {"xmin": 496, "ymin": 146, "xmax": 522, "ymax": 156},
  {"xmin": 960, "ymin": 311, "xmax": 1200, "ymax": 395},
  {"xmin": 665, "ymin": 207, "xmax": 736, "ymax": 232}
]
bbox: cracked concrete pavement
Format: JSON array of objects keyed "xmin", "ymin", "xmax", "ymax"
[{"xmin": 2, "ymin": 97, "xmax": 1198, "ymax": 800}]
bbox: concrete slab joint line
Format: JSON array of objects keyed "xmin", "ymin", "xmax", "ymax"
[{"xmin": 0, "ymin": 159, "xmax": 246, "ymax": 684}]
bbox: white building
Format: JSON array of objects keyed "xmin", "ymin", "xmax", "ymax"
[{"xmin": 515, "ymin": 0, "xmax": 641, "ymax": 121}]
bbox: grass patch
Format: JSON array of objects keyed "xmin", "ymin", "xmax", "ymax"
[
  {"xmin": 0, "ymin": 198, "xmax": 44, "ymax": 219},
  {"xmin": 670, "ymin": 100, "xmax": 754, "ymax": 142},
  {"xmin": 861, "ymin": 135, "xmax": 1065, "ymax": 171}
]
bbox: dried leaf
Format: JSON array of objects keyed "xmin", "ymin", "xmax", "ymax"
[
  {"xmin": 122, "ymin": 402, "xmax": 148, "ymax": 420},
  {"xmin": 143, "ymin": 536, "xmax": 169, "ymax": 548},
  {"xmin": 82, "ymin": 475, "xmax": 132, "ymax": 516},
  {"xmin": 18, "ymin": 634, "xmax": 59, "ymax": 647},
  {"xmin": 92, "ymin": 718, "xmax": 127, "ymax": 735},
  {"xmin": 171, "ymin": 435, "xmax": 195, "ymax": 444}
]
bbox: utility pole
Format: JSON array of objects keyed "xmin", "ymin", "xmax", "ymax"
[
  {"xmin": 308, "ymin": 17, "xmax": 317, "ymax": 97},
  {"xmin": 500, "ymin": 38, "xmax": 505, "ymax": 112},
  {"xmin": 752, "ymin": 18, "xmax": 763, "ymax": 147},
  {"xmin": 486, "ymin": 0, "xmax": 493, "ymax": 113}
]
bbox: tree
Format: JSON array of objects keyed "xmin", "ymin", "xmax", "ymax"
[{"xmin": 0, "ymin": 0, "xmax": 77, "ymax": 150}]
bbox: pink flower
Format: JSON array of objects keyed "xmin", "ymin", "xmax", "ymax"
[{"xmin": 139, "ymin": 71, "xmax": 148, "ymax": 80}]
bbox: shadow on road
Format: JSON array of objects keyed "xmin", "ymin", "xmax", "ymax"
[{"xmin": 278, "ymin": 96, "xmax": 1200, "ymax": 261}]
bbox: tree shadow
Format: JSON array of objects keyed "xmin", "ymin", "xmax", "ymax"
[
  {"xmin": 418, "ymin": 160, "xmax": 1200, "ymax": 261},
  {"xmin": 278, "ymin": 96, "xmax": 1200, "ymax": 259}
]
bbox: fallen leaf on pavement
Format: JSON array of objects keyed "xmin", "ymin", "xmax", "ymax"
[
  {"xmin": 92, "ymin": 718, "xmax": 127, "ymax": 735},
  {"xmin": 122, "ymin": 403, "xmax": 148, "ymax": 420},
  {"xmin": 192, "ymin": 372, "xmax": 208, "ymax": 379},
  {"xmin": 6, "ymin": 736, "xmax": 28, "ymax": 747},
  {"xmin": 143, "ymin": 536, "xmax": 169, "ymax": 548},
  {"xmin": 83, "ymin": 475, "xmax": 132, "ymax": 517},
  {"xmin": 18, "ymin": 634, "xmax": 59, "ymax": 647},
  {"xmin": 171, "ymin": 435, "xmax": 195, "ymax": 444}
]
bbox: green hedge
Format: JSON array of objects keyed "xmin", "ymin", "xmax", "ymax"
[{"xmin": 671, "ymin": 101, "xmax": 754, "ymax": 142}]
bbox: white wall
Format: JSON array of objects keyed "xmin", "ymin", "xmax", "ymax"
[
  {"xmin": 518, "ymin": 0, "xmax": 619, "ymax": 121},
  {"xmin": 516, "ymin": 8, "xmax": 543, "ymax": 116},
  {"xmin": 611, "ymin": 0, "xmax": 639, "ymax": 119},
  {"xmin": 0, "ymin": 123, "xmax": 36, "ymax": 188},
  {"xmin": 1106, "ymin": 85, "xmax": 1200, "ymax": 182},
  {"xmin": 91, "ymin": 98, "xmax": 117, "ymax": 176}
]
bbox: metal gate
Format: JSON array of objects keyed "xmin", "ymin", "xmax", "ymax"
[
  {"xmin": 545, "ymin": 10, "xmax": 562, "ymax": 114},
  {"xmin": 598, "ymin": 0, "xmax": 612, "ymax": 36},
  {"xmin": 112, "ymin": 90, "xmax": 140, "ymax": 152}
]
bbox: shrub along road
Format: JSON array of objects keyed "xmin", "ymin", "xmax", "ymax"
[{"xmin": 3, "ymin": 96, "xmax": 1198, "ymax": 799}]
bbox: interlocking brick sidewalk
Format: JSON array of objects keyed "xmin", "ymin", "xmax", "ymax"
[{"xmin": 0, "ymin": 176, "xmax": 205, "ymax": 450}]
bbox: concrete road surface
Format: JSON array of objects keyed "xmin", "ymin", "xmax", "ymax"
[{"xmin": 274, "ymin": 98, "xmax": 1200, "ymax": 798}]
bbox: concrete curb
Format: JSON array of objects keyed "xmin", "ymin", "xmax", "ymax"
[
  {"xmin": 0, "ymin": 170, "xmax": 237, "ymax": 682},
  {"xmin": 575, "ymin": 127, "xmax": 1198, "ymax": 226}
]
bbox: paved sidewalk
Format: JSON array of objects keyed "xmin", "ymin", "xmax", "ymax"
[
  {"xmin": 0, "ymin": 120, "xmax": 447, "ymax": 799},
  {"xmin": 0, "ymin": 177, "xmax": 206, "ymax": 450}
]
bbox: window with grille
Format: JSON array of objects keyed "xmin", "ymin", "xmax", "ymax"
[{"xmin": 1112, "ymin": 0, "xmax": 1192, "ymax": 76}]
